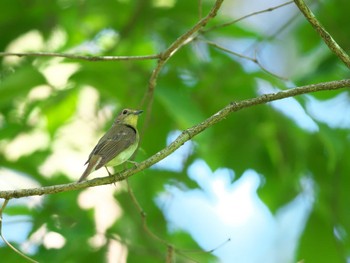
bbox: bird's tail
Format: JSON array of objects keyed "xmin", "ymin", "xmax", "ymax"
[{"xmin": 78, "ymin": 155, "xmax": 102, "ymax": 182}]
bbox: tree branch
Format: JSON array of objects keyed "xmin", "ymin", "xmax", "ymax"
[
  {"xmin": 141, "ymin": 0, "xmax": 224, "ymax": 104},
  {"xmin": 203, "ymin": 40, "xmax": 287, "ymax": 80},
  {"xmin": 1, "ymin": 78, "xmax": 349, "ymax": 199},
  {"xmin": 0, "ymin": 200, "xmax": 38, "ymax": 262},
  {"xmin": 203, "ymin": 1, "xmax": 293, "ymax": 33},
  {"xmin": 0, "ymin": 52, "xmax": 160, "ymax": 61},
  {"xmin": 293, "ymin": 0, "xmax": 350, "ymax": 69},
  {"xmin": 140, "ymin": 0, "xmax": 224, "ymax": 126}
]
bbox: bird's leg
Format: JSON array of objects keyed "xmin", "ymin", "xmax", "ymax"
[
  {"xmin": 105, "ymin": 166, "xmax": 126, "ymax": 187},
  {"xmin": 126, "ymin": 160, "xmax": 138, "ymax": 168},
  {"xmin": 104, "ymin": 166, "xmax": 113, "ymax": 176},
  {"xmin": 105, "ymin": 166, "xmax": 118, "ymax": 187}
]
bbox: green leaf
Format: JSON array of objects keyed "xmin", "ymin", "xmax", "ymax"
[
  {"xmin": 43, "ymin": 89, "xmax": 78, "ymax": 136},
  {"xmin": 0, "ymin": 65, "xmax": 45, "ymax": 108}
]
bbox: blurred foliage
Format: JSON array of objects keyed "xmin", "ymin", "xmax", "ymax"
[{"xmin": 0, "ymin": 0, "xmax": 350, "ymax": 262}]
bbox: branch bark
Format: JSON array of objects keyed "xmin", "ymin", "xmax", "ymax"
[
  {"xmin": 141, "ymin": 0, "xmax": 224, "ymax": 126},
  {"xmin": 141, "ymin": 0, "xmax": 224, "ymax": 105},
  {"xmin": 293, "ymin": 0, "xmax": 350, "ymax": 69},
  {"xmin": 0, "ymin": 52, "xmax": 159, "ymax": 61},
  {"xmin": 1, "ymin": 78, "xmax": 349, "ymax": 199},
  {"xmin": 204, "ymin": 1, "xmax": 293, "ymax": 32}
]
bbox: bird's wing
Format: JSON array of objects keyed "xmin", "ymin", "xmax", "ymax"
[{"xmin": 88, "ymin": 125, "xmax": 136, "ymax": 169}]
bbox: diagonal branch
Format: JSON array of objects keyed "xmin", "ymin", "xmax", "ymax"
[
  {"xmin": 203, "ymin": 1, "xmax": 293, "ymax": 33},
  {"xmin": 140, "ymin": 0, "xmax": 224, "ymax": 140},
  {"xmin": 293, "ymin": 0, "xmax": 350, "ymax": 69},
  {"xmin": 0, "ymin": 78, "xmax": 349, "ymax": 199},
  {"xmin": 141, "ymin": 0, "xmax": 224, "ymax": 126}
]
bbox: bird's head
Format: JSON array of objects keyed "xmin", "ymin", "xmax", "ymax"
[{"xmin": 114, "ymin": 108, "xmax": 143, "ymax": 127}]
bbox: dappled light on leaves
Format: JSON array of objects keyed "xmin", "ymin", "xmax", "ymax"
[{"xmin": 1, "ymin": 0, "xmax": 350, "ymax": 262}]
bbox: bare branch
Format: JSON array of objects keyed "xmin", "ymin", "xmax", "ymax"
[
  {"xmin": 203, "ymin": 1, "xmax": 294, "ymax": 33},
  {"xmin": 0, "ymin": 52, "xmax": 160, "ymax": 61},
  {"xmin": 126, "ymin": 180, "xmax": 171, "ymax": 247},
  {"xmin": 141, "ymin": 0, "xmax": 224, "ymax": 125},
  {"xmin": 0, "ymin": 200, "xmax": 38, "ymax": 263},
  {"xmin": 198, "ymin": 0, "xmax": 203, "ymax": 20},
  {"xmin": 293, "ymin": 0, "xmax": 350, "ymax": 69},
  {"xmin": 0, "ymin": 78, "xmax": 349, "ymax": 199},
  {"xmin": 203, "ymin": 40, "xmax": 287, "ymax": 80}
]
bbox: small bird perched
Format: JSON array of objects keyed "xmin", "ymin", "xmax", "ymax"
[{"xmin": 78, "ymin": 108, "xmax": 143, "ymax": 182}]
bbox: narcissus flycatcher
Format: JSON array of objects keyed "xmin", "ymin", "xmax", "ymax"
[{"xmin": 78, "ymin": 108, "xmax": 143, "ymax": 182}]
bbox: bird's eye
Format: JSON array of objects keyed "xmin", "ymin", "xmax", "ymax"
[{"xmin": 122, "ymin": 110, "xmax": 128, "ymax": 115}]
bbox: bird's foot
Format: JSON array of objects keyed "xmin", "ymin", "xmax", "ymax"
[{"xmin": 105, "ymin": 166, "xmax": 119, "ymax": 187}]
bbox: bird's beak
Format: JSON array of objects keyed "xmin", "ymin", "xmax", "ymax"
[{"xmin": 134, "ymin": 110, "xmax": 143, "ymax": 115}]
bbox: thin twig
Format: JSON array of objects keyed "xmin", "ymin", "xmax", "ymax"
[
  {"xmin": 0, "ymin": 52, "xmax": 160, "ymax": 61},
  {"xmin": 178, "ymin": 238, "xmax": 231, "ymax": 254},
  {"xmin": 166, "ymin": 245, "xmax": 174, "ymax": 263},
  {"xmin": 198, "ymin": 0, "xmax": 203, "ymax": 20},
  {"xmin": 126, "ymin": 179, "xmax": 199, "ymax": 262},
  {"xmin": 0, "ymin": 78, "xmax": 349, "ymax": 199},
  {"xmin": 127, "ymin": 180, "xmax": 200, "ymax": 262},
  {"xmin": 126, "ymin": 180, "xmax": 171, "ymax": 246},
  {"xmin": 240, "ymin": 9, "xmax": 299, "ymax": 69},
  {"xmin": 293, "ymin": 0, "xmax": 350, "ymax": 69},
  {"xmin": 203, "ymin": 40, "xmax": 287, "ymax": 79},
  {"xmin": 203, "ymin": 1, "xmax": 294, "ymax": 33},
  {"xmin": 0, "ymin": 200, "xmax": 38, "ymax": 263}
]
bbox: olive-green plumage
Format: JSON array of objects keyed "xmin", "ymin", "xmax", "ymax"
[{"xmin": 78, "ymin": 108, "xmax": 143, "ymax": 182}]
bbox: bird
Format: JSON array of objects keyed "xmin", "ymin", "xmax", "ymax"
[{"xmin": 78, "ymin": 108, "xmax": 143, "ymax": 182}]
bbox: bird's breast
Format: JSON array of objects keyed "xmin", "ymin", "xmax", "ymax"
[{"xmin": 106, "ymin": 141, "xmax": 139, "ymax": 167}]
